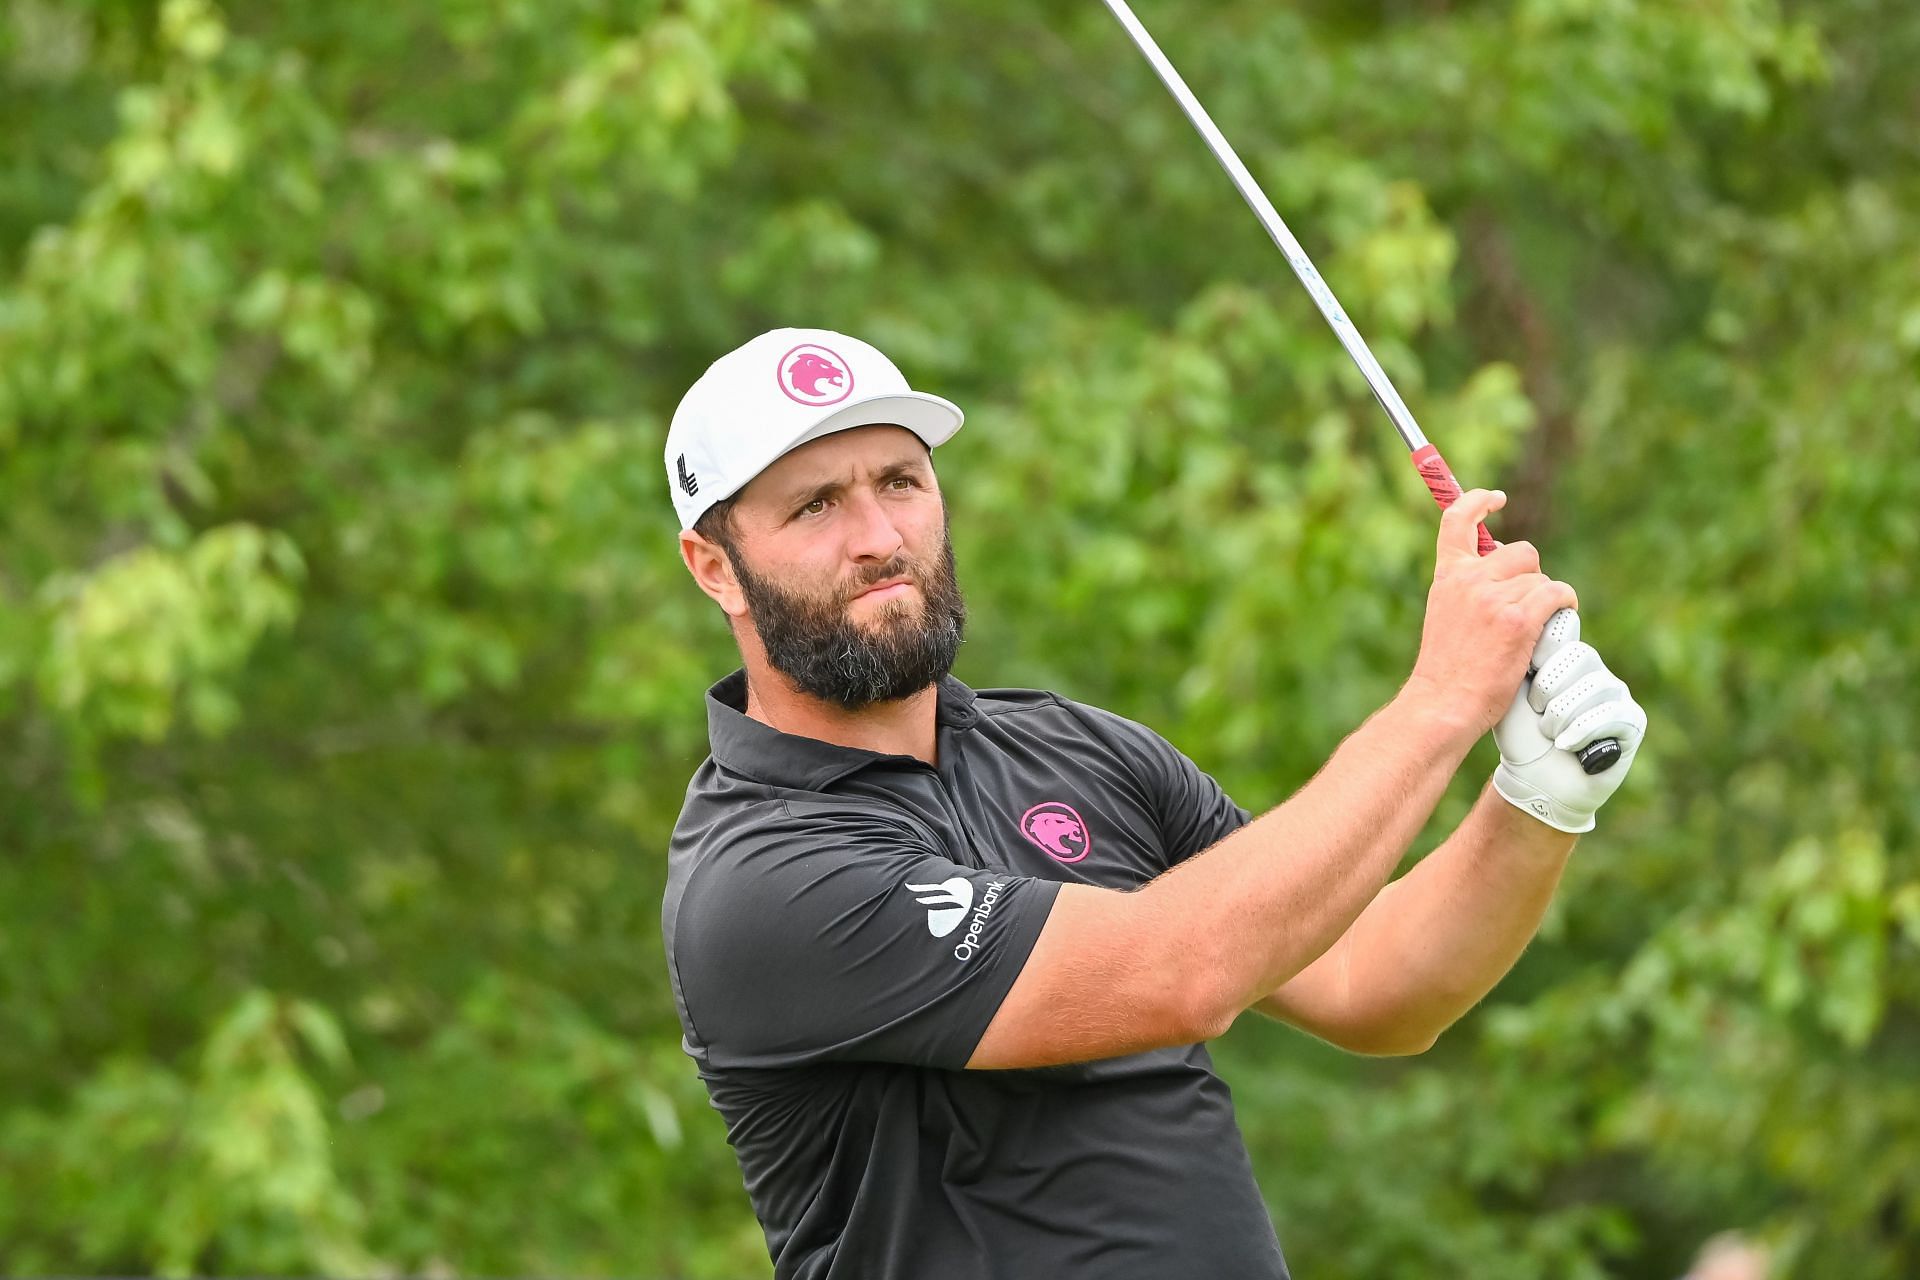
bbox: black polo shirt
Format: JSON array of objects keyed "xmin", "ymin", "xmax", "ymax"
[{"xmin": 663, "ymin": 669, "xmax": 1291, "ymax": 1280}]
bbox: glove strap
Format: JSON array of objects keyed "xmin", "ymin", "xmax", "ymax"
[{"xmin": 1492, "ymin": 764, "xmax": 1597, "ymax": 835}]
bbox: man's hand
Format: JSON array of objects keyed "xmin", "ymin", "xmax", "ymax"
[
  {"xmin": 1492, "ymin": 610, "xmax": 1647, "ymax": 833},
  {"xmin": 1405, "ymin": 488, "xmax": 1580, "ymax": 740}
]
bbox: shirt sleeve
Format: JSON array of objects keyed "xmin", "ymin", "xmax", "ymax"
[
  {"xmin": 670, "ymin": 800, "xmax": 1062, "ymax": 1072},
  {"xmin": 1066, "ymin": 701, "xmax": 1252, "ymax": 866}
]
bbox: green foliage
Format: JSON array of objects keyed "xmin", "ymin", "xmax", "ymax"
[{"xmin": 2, "ymin": 0, "xmax": 1915, "ymax": 1274}]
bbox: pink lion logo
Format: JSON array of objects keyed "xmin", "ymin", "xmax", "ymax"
[
  {"xmin": 778, "ymin": 344, "xmax": 853, "ymax": 407},
  {"xmin": 1020, "ymin": 801, "xmax": 1092, "ymax": 864},
  {"xmin": 787, "ymin": 353, "xmax": 844, "ymax": 397}
]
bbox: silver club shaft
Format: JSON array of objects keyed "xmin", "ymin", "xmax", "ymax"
[{"xmin": 1096, "ymin": 0, "xmax": 1430, "ymax": 453}]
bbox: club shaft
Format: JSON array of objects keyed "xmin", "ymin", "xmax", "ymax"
[
  {"xmin": 1097, "ymin": 0, "xmax": 1429, "ymax": 453},
  {"xmin": 1100, "ymin": 0, "xmax": 1623, "ymax": 776}
]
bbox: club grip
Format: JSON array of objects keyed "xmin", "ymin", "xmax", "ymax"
[
  {"xmin": 1407, "ymin": 446, "xmax": 1619, "ymax": 775},
  {"xmin": 1410, "ymin": 444, "xmax": 1497, "ymax": 555}
]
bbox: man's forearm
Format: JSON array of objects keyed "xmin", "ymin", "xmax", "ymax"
[
  {"xmin": 1136, "ymin": 683, "xmax": 1479, "ymax": 1028},
  {"xmin": 1325, "ymin": 782, "xmax": 1576, "ymax": 1049},
  {"xmin": 968, "ymin": 491, "xmax": 1607, "ymax": 1071}
]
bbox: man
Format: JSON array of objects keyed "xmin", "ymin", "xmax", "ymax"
[{"xmin": 661, "ymin": 327, "xmax": 1647, "ymax": 1279}]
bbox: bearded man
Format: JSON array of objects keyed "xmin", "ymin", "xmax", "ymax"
[{"xmin": 661, "ymin": 327, "xmax": 1647, "ymax": 1280}]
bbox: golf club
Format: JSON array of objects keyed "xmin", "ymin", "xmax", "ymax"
[{"xmin": 1097, "ymin": 0, "xmax": 1621, "ymax": 775}]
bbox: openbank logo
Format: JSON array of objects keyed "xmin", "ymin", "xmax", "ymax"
[
  {"xmin": 906, "ymin": 875, "xmax": 1009, "ymax": 961},
  {"xmin": 907, "ymin": 877, "xmax": 973, "ymax": 938}
]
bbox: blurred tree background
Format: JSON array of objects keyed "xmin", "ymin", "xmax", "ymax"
[{"xmin": 1, "ymin": 0, "xmax": 1915, "ymax": 1275}]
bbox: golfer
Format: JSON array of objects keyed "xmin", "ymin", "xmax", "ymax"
[{"xmin": 662, "ymin": 328, "xmax": 1647, "ymax": 1279}]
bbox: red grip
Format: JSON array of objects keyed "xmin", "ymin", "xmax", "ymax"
[{"xmin": 1410, "ymin": 445, "xmax": 1497, "ymax": 556}]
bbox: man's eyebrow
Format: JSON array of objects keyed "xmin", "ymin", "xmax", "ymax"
[
  {"xmin": 874, "ymin": 457, "xmax": 932, "ymax": 484},
  {"xmin": 779, "ymin": 475, "xmax": 840, "ymax": 510},
  {"xmin": 781, "ymin": 458, "xmax": 930, "ymax": 509}
]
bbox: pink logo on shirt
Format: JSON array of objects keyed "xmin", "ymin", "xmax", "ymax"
[{"xmin": 1020, "ymin": 801, "xmax": 1091, "ymax": 864}]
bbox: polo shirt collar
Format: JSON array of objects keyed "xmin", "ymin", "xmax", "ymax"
[{"xmin": 704, "ymin": 668, "xmax": 980, "ymax": 790}]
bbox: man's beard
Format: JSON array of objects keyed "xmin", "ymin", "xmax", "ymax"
[{"xmin": 729, "ymin": 528, "xmax": 968, "ymax": 711}]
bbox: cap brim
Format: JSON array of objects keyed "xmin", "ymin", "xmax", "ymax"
[
  {"xmin": 786, "ymin": 391, "xmax": 964, "ymax": 455},
  {"xmin": 686, "ymin": 392, "xmax": 966, "ymax": 524}
]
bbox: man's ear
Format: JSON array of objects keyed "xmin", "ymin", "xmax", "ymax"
[{"xmin": 680, "ymin": 530, "xmax": 749, "ymax": 619}]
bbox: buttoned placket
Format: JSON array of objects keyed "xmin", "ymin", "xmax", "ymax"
[
  {"xmin": 867, "ymin": 725, "xmax": 991, "ymax": 874},
  {"xmin": 934, "ymin": 723, "xmax": 1000, "ymax": 873},
  {"xmin": 705, "ymin": 671, "xmax": 1012, "ymax": 874}
]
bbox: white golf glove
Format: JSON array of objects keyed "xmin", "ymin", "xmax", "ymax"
[{"xmin": 1492, "ymin": 609, "xmax": 1647, "ymax": 834}]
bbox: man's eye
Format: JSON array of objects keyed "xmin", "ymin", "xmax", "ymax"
[
  {"xmin": 889, "ymin": 476, "xmax": 915, "ymax": 490},
  {"xmin": 799, "ymin": 498, "xmax": 827, "ymax": 517}
]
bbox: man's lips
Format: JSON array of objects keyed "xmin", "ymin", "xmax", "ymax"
[{"xmin": 853, "ymin": 577, "xmax": 915, "ymax": 603}]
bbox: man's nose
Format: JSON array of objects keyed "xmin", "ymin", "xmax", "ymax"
[{"xmin": 843, "ymin": 488, "xmax": 906, "ymax": 562}]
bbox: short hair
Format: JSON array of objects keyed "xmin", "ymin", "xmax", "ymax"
[{"xmin": 693, "ymin": 494, "xmax": 741, "ymax": 559}]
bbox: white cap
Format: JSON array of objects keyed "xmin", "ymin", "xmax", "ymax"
[{"xmin": 664, "ymin": 327, "xmax": 965, "ymax": 530}]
